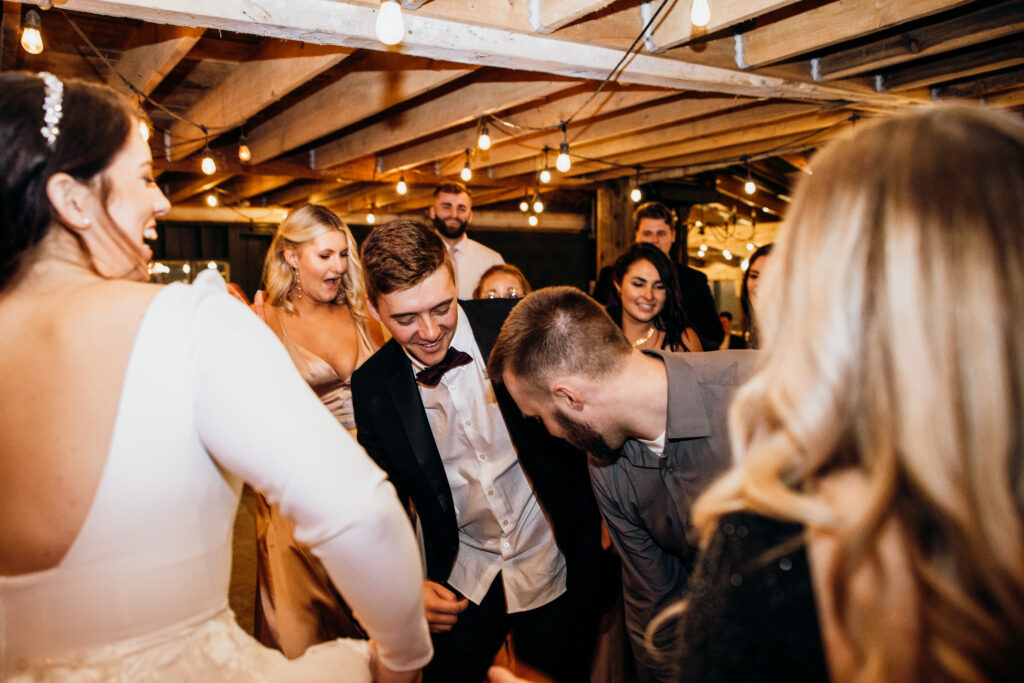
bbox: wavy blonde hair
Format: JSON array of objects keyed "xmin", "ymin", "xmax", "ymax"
[
  {"xmin": 262, "ymin": 204, "xmax": 370, "ymax": 328},
  {"xmin": 693, "ymin": 104, "xmax": 1024, "ymax": 681}
]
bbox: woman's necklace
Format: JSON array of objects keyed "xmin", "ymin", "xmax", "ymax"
[{"xmin": 633, "ymin": 325, "xmax": 655, "ymax": 347}]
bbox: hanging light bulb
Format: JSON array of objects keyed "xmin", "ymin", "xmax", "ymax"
[
  {"xmin": 238, "ymin": 136, "xmax": 251, "ymax": 163},
  {"xmin": 139, "ymin": 120, "xmax": 151, "ymax": 142},
  {"xmin": 746, "ymin": 242, "xmax": 755, "ymax": 251},
  {"xmin": 630, "ymin": 187, "xmax": 642, "ymax": 202},
  {"xmin": 460, "ymin": 148, "xmax": 472, "ymax": 182},
  {"xmin": 477, "ymin": 122, "xmax": 491, "ymax": 151},
  {"xmin": 539, "ymin": 168, "xmax": 551, "ymax": 184},
  {"xmin": 375, "ymin": 0, "xmax": 404, "ymax": 46},
  {"xmin": 21, "ymin": 9, "xmax": 43, "ymax": 55},
  {"xmin": 528, "ymin": 214, "xmax": 539, "ymax": 227},
  {"xmin": 744, "ymin": 178, "xmax": 756, "ymax": 195},
  {"xmin": 691, "ymin": 0, "xmax": 711, "ymax": 27},
  {"xmin": 555, "ymin": 142, "xmax": 571, "ymax": 173},
  {"xmin": 366, "ymin": 207, "xmax": 376, "ymax": 225},
  {"xmin": 723, "ymin": 249, "xmax": 733, "ymax": 261},
  {"xmin": 519, "ymin": 199, "xmax": 529, "ymax": 212},
  {"xmin": 206, "ymin": 192, "xmax": 218, "ymax": 207},
  {"xmin": 533, "ymin": 198, "xmax": 544, "ymax": 214},
  {"xmin": 200, "ymin": 141, "xmax": 216, "ymax": 175},
  {"xmin": 396, "ymin": 174, "xmax": 408, "ymax": 195}
]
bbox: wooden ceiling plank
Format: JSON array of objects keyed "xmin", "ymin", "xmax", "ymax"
[
  {"xmin": 734, "ymin": 0, "xmax": 975, "ymax": 69},
  {"xmin": 648, "ymin": 0, "xmax": 801, "ymax": 52},
  {"xmin": 313, "ymin": 78, "xmax": 580, "ymax": 170},
  {"xmin": 168, "ymin": 40, "xmax": 356, "ymax": 160},
  {"xmin": 166, "ymin": 173, "xmax": 232, "ymax": 203},
  {"xmin": 932, "ymin": 64, "xmax": 1024, "ymax": 100},
  {"xmin": 247, "ymin": 59, "xmax": 474, "ymax": 165},
  {"xmin": 534, "ymin": 1, "xmax": 618, "ymax": 33},
  {"xmin": 716, "ymin": 175, "xmax": 790, "ymax": 216},
  {"xmin": 163, "ymin": 205, "xmax": 289, "ymax": 222},
  {"xmin": 813, "ymin": 0, "xmax": 1024, "ymax": 82},
  {"xmin": 983, "ymin": 85, "xmax": 1024, "ymax": 108},
  {"xmin": 487, "ymin": 101, "xmax": 814, "ymax": 179},
  {"xmin": 263, "ymin": 180, "xmax": 341, "ymax": 207},
  {"xmin": 108, "ymin": 25, "xmax": 204, "ymax": 96},
  {"xmin": 378, "ymin": 87, "xmax": 675, "ymax": 175},
  {"xmin": 223, "ymin": 174, "xmax": 296, "ymax": 199},
  {"xmin": 48, "ymin": 0, "xmax": 905, "ymax": 105},
  {"xmin": 882, "ymin": 38, "xmax": 1024, "ymax": 91}
]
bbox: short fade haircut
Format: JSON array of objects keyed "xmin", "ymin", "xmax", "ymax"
[
  {"xmin": 361, "ymin": 219, "xmax": 455, "ymax": 303},
  {"xmin": 487, "ymin": 286, "xmax": 633, "ymax": 393},
  {"xmin": 633, "ymin": 201, "xmax": 676, "ymax": 231},
  {"xmin": 433, "ymin": 181, "xmax": 471, "ymax": 199}
]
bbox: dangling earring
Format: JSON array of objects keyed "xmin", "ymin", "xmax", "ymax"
[{"xmin": 292, "ymin": 266, "xmax": 303, "ymax": 299}]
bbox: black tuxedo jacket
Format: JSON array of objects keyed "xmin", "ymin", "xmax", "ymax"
[{"xmin": 351, "ymin": 298, "xmax": 603, "ymax": 606}]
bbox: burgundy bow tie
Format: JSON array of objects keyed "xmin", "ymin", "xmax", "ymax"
[{"xmin": 415, "ymin": 347, "xmax": 473, "ymax": 387}]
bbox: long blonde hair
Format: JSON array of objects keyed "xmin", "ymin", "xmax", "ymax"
[
  {"xmin": 261, "ymin": 204, "xmax": 370, "ymax": 326},
  {"xmin": 694, "ymin": 104, "xmax": 1024, "ymax": 681}
]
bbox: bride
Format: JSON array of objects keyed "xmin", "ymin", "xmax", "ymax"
[{"xmin": 0, "ymin": 72, "xmax": 431, "ymax": 681}]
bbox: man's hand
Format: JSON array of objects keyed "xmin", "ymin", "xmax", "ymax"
[{"xmin": 422, "ymin": 580, "xmax": 469, "ymax": 633}]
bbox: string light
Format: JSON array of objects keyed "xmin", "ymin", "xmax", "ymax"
[
  {"xmin": 477, "ymin": 121, "xmax": 491, "ymax": 150},
  {"xmin": 201, "ymin": 149, "xmax": 216, "ymax": 175},
  {"xmin": 723, "ymin": 249, "xmax": 732, "ymax": 261},
  {"xmin": 396, "ymin": 174, "xmax": 408, "ymax": 195},
  {"xmin": 555, "ymin": 123, "xmax": 571, "ymax": 172},
  {"xmin": 366, "ymin": 206, "xmax": 377, "ymax": 224},
  {"xmin": 746, "ymin": 242, "xmax": 755, "ymax": 251},
  {"xmin": 630, "ymin": 166, "xmax": 643, "ymax": 202},
  {"xmin": 528, "ymin": 214, "xmax": 539, "ymax": 227},
  {"xmin": 238, "ymin": 133, "xmax": 251, "ymax": 163},
  {"xmin": 21, "ymin": 9, "xmax": 43, "ymax": 54},
  {"xmin": 539, "ymin": 147, "xmax": 552, "ymax": 183},
  {"xmin": 205, "ymin": 192, "xmax": 218, "ymax": 207},
  {"xmin": 533, "ymin": 197, "xmax": 544, "ymax": 213},
  {"xmin": 691, "ymin": 0, "xmax": 711, "ymax": 27},
  {"xmin": 520, "ymin": 199, "xmax": 529, "ymax": 212},
  {"xmin": 460, "ymin": 148, "xmax": 472, "ymax": 182},
  {"xmin": 375, "ymin": 0, "xmax": 404, "ymax": 45}
]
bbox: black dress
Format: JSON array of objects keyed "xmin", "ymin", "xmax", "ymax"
[{"xmin": 674, "ymin": 512, "xmax": 830, "ymax": 682}]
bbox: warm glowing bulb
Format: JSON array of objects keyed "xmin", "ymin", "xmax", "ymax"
[
  {"xmin": 366, "ymin": 211, "xmax": 376, "ymax": 225},
  {"xmin": 699, "ymin": 243, "xmax": 708, "ymax": 251},
  {"xmin": 630, "ymin": 187, "xmax": 642, "ymax": 202},
  {"xmin": 741, "ymin": 259, "xmax": 749, "ymax": 271},
  {"xmin": 139, "ymin": 121, "xmax": 151, "ymax": 142},
  {"xmin": 478, "ymin": 128, "xmax": 491, "ymax": 151},
  {"xmin": 539, "ymin": 168, "xmax": 551, "ymax": 184},
  {"xmin": 460, "ymin": 164, "xmax": 472, "ymax": 182},
  {"xmin": 396, "ymin": 177, "xmax": 408, "ymax": 195},
  {"xmin": 555, "ymin": 142, "xmax": 571, "ymax": 173},
  {"xmin": 375, "ymin": 0, "xmax": 404, "ymax": 46},
  {"xmin": 238, "ymin": 143, "xmax": 251, "ymax": 162},
  {"xmin": 723, "ymin": 249, "xmax": 732, "ymax": 261},
  {"xmin": 519, "ymin": 200, "xmax": 529, "ymax": 212},
  {"xmin": 744, "ymin": 179, "xmax": 756, "ymax": 195},
  {"xmin": 746, "ymin": 242, "xmax": 755, "ymax": 251},
  {"xmin": 533, "ymin": 200, "xmax": 544, "ymax": 214},
  {"xmin": 21, "ymin": 11, "xmax": 43, "ymax": 55},
  {"xmin": 183, "ymin": 263, "xmax": 191, "ymax": 274},
  {"xmin": 201, "ymin": 155, "xmax": 216, "ymax": 175},
  {"xmin": 207, "ymin": 261, "xmax": 218, "ymax": 270},
  {"xmin": 528, "ymin": 214, "xmax": 538, "ymax": 227},
  {"xmin": 206, "ymin": 193, "xmax": 218, "ymax": 207},
  {"xmin": 691, "ymin": 0, "xmax": 710, "ymax": 27}
]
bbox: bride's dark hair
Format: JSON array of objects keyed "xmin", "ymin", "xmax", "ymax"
[{"xmin": 0, "ymin": 72, "xmax": 138, "ymax": 290}]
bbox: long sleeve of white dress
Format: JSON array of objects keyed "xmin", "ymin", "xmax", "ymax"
[{"xmin": 187, "ymin": 272, "xmax": 432, "ymax": 672}]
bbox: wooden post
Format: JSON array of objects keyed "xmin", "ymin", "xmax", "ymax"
[{"xmin": 595, "ymin": 178, "xmax": 634, "ymax": 275}]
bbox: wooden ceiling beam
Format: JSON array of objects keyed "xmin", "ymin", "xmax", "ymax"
[
  {"xmin": 484, "ymin": 101, "xmax": 815, "ymax": 179},
  {"xmin": 812, "ymin": 0, "xmax": 1024, "ymax": 82},
  {"xmin": 533, "ymin": 1, "xmax": 618, "ymax": 33},
  {"xmin": 647, "ymin": 0, "xmax": 800, "ymax": 52},
  {"xmin": 984, "ymin": 86, "xmax": 1024, "ymax": 109},
  {"xmin": 263, "ymin": 180, "xmax": 341, "ymax": 207},
  {"xmin": 378, "ymin": 85, "xmax": 672, "ymax": 175},
  {"xmin": 716, "ymin": 175, "xmax": 790, "ymax": 217},
  {"xmin": 45, "ymin": 0, "xmax": 904, "ymax": 105},
  {"xmin": 168, "ymin": 39, "xmax": 355, "ymax": 160},
  {"xmin": 222, "ymin": 175, "xmax": 296, "ymax": 200},
  {"xmin": 932, "ymin": 64, "xmax": 1024, "ymax": 100},
  {"xmin": 881, "ymin": 38, "xmax": 1024, "ymax": 92},
  {"xmin": 732, "ymin": 0, "xmax": 975, "ymax": 69},
  {"xmin": 313, "ymin": 76, "xmax": 580, "ymax": 170},
  {"xmin": 165, "ymin": 173, "xmax": 232, "ymax": 203},
  {"xmin": 107, "ymin": 24, "xmax": 204, "ymax": 96},
  {"xmin": 247, "ymin": 54, "xmax": 474, "ymax": 165},
  {"xmin": 163, "ymin": 205, "xmax": 289, "ymax": 223}
]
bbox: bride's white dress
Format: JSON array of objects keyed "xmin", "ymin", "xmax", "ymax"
[{"xmin": 0, "ymin": 272, "xmax": 432, "ymax": 681}]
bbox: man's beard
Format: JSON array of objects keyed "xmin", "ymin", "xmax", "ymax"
[
  {"xmin": 432, "ymin": 214, "xmax": 467, "ymax": 240},
  {"xmin": 554, "ymin": 411, "xmax": 620, "ymax": 462}
]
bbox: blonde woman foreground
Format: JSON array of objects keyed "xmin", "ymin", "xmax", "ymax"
[
  {"xmin": 670, "ymin": 104, "xmax": 1024, "ymax": 681},
  {"xmin": 0, "ymin": 73, "xmax": 430, "ymax": 681},
  {"xmin": 253, "ymin": 204, "xmax": 386, "ymax": 657}
]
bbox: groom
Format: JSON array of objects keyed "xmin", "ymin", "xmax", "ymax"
[{"xmin": 351, "ymin": 220, "xmax": 603, "ymax": 683}]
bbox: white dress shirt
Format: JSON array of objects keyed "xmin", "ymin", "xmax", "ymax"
[
  {"xmin": 446, "ymin": 236, "xmax": 504, "ymax": 300},
  {"xmin": 406, "ymin": 305, "xmax": 566, "ymax": 611}
]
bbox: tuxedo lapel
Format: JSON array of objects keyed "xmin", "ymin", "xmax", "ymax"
[{"xmin": 383, "ymin": 343, "xmax": 455, "ymax": 523}]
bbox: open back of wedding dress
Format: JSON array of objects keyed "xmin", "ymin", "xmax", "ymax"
[{"xmin": 0, "ymin": 272, "xmax": 431, "ymax": 681}]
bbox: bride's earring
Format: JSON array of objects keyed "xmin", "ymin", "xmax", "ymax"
[{"xmin": 292, "ymin": 266, "xmax": 303, "ymax": 299}]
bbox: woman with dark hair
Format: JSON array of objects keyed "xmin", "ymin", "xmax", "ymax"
[
  {"xmin": 0, "ymin": 72, "xmax": 430, "ymax": 681},
  {"xmin": 739, "ymin": 243, "xmax": 773, "ymax": 349},
  {"xmin": 606, "ymin": 243, "xmax": 702, "ymax": 352}
]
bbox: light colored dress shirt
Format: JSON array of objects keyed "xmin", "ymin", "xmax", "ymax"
[
  {"xmin": 406, "ymin": 305, "xmax": 566, "ymax": 611},
  {"xmin": 446, "ymin": 235, "xmax": 504, "ymax": 300}
]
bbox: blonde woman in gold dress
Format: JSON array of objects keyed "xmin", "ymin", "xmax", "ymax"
[{"xmin": 253, "ymin": 204, "xmax": 385, "ymax": 657}]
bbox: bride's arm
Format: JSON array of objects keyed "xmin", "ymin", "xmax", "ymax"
[{"xmin": 188, "ymin": 278, "xmax": 432, "ymax": 673}]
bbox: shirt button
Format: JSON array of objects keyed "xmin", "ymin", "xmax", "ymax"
[
  {"xmin": 465, "ymin": 420, "xmax": 472, "ymax": 427},
  {"xmin": 502, "ymin": 520, "xmax": 508, "ymax": 526},
  {"xmin": 487, "ymin": 490, "xmax": 494, "ymax": 496},
  {"xmin": 503, "ymin": 541, "xmax": 510, "ymax": 548},
  {"xmin": 478, "ymin": 454, "xmax": 486, "ymax": 460}
]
